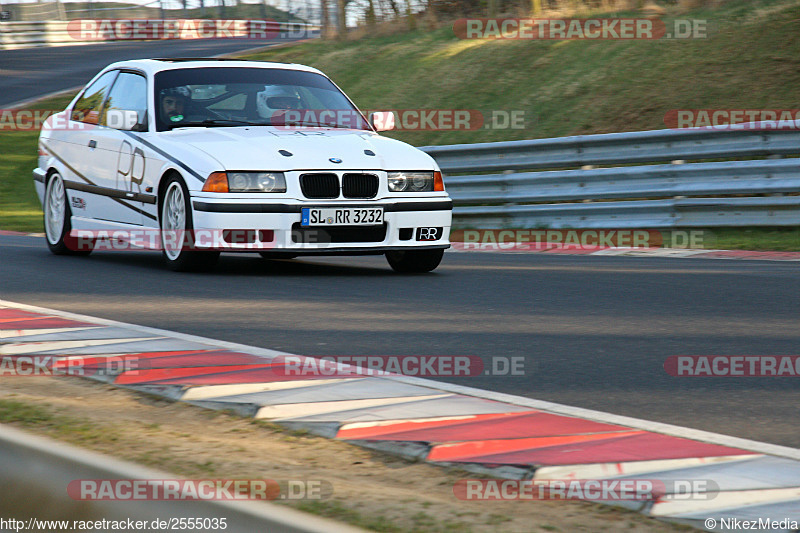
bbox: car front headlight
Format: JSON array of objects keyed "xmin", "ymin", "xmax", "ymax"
[
  {"xmin": 228, "ymin": 172, "xmax": 286, "ymax": 192},
  {"xmin": 387, "ymin": 171, "xmax": 444, "ymax": 192},
  {"xmin": 202, "ymin": 172, "xmax": 286, "ymax": 193}
]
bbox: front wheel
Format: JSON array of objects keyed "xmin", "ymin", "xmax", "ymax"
[
  {"xmin": 385, "ymin": 249, "xmax": 444, "ymax": 273},
  {"xmin": 44, "ymin": 172, "xmax": 93, "ymax": 255},
  {"xmin": 160, "ymin": 175, "xmax": 219, "ymax": 272}
]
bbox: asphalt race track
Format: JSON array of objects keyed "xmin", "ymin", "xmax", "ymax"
[
  {"xmin": 1, "ymin": 233, "xmax": 798, "ymax": 448},
  {"xmin": 0, "ymin": 37, "xmax": 313, "ymax": 107}
]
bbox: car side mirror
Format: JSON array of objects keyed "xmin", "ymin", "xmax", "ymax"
[
  {"xmin": 369, "ymin": 111, "xmax": 395, "ymax": 132},
  {"xmin": 132, "ymin": 111, "xmax": 148, "ymax": 132},
  {"xmin": 106, "ymin": 109, "xmax": 146, "ymax": 132}
]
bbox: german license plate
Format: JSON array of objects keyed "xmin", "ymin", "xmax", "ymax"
[{"xmin": 301, "ymin": 207, "xmax": 384, "ymax": 226}]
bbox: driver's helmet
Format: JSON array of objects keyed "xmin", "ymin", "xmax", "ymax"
[
  {"xmin": 159, "ymin": 86, "xmax": 191, "ymax": 123},
  {"xmin": 256, "ymin": 85, "xmax": 301, "ymax": 119}
]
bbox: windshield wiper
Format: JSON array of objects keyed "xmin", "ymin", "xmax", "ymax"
[
  {"xmin": 272, "ymin": 120, "xmax": 360, "ymax": 129},
  {"xmin": 168, "ymin": 119, "xmax": 254, "ymax": 130}
]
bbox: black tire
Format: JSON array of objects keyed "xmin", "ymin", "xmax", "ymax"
[
  {"xmin": 259, "ymin": 252, "xmax": 298, "ymax": 260},
  {"xmin": 159, "ymin": 174, "xmax": 219, "ymax": 272},
  {"xmin": 43, "ymin": 171, "xmax": 93, "ymax": 256},
  {"xmin": 385, "ymin": 249, "xmax": 444, "ymax": 273}
]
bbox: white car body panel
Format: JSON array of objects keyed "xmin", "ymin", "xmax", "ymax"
[{"xmin": 34, "ymin": 59, "xmax": 452, "ymax": 256}]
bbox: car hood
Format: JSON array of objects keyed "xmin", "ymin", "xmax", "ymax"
[{"xmin": 159, "ymin": 127, "xmax": 437, "ymax": 172}]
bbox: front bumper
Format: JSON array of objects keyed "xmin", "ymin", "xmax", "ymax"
[{"xmin": 189, "ymin": 198, "xmax": 453, "ymax": 253}]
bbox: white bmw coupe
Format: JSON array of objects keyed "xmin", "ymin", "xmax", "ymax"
[{"xmin": 34, "ymin": 58, "xmax": 452, "ymax": 272}]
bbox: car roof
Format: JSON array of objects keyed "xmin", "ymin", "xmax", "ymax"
[{"xmin": 101, "ymin": 58, "xmax": 324, "ymax": 77}]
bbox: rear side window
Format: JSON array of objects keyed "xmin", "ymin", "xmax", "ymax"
[
  {"xmin": 71, "ymin": 70, "xmax": 118, "ymax": 124},
  {"xmin": 103, "ymin": 72, "xmax": 148, "ymax": 130}
]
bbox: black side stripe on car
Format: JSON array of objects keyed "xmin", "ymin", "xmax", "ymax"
[
  {"xmin": 41, "ymin": 141, "xmax": 158, "ymax": 222},
  {"xmin": 121, "ymin": 131, "xmax": 206, "ymax": 183},
  {"xmin": 192, "ymin": 200, "xmax": 454, "ymax": 213},
  {"xmin": 65, "ymin": 180, "xmax": 157, "ymax": 204}
]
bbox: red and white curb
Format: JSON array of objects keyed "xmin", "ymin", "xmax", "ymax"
[{"xmin": 1, "ymin": 299, "xmax": 800, "ymax": 532}]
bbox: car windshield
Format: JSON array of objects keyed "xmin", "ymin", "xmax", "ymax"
[{"xmin": 153, "ymin": 67, "xmax": 371, "ymax": 132}]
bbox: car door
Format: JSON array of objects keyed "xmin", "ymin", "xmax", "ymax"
[
  {"xmin": 94, "ymin": 71, "xmax": 150, "ymax": 226},
  {"xmin": 56, "ymin": 69, "xmax": 118, "ymax": 223}
]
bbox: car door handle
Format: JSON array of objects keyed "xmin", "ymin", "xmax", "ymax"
[{"xmin": 88, "ymin": 140, "xmax": 97, "ymax": 148}]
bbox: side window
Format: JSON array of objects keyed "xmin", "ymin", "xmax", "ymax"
[
  {"xmin": 71, "ymin": 71, "xmax": 118, "ymax": 124},
  {"xmin": 103, "ymin": 72, "xmax": 148, "ymax": 130}
]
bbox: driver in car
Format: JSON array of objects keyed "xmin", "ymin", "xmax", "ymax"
[{"xmin": 159, "ymin": 86, "xmax": 191, "ymax": 124}]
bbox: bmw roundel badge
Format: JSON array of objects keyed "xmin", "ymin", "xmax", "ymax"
[{"xmin": 329, "ymin": 157, "xmax": 342, "ymax": 163}]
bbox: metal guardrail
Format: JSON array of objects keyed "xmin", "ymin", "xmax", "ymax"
[
  {"xmin": 0, "ymin": 423, "xmax": 365, "ymax": 533},
  {"xmin": 0, "ymin": 20, "xmax": 319, "ymax": 50},
  {"xmin": 420, "ymin": 126, "xmax": 800, "ymax": 228}
]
